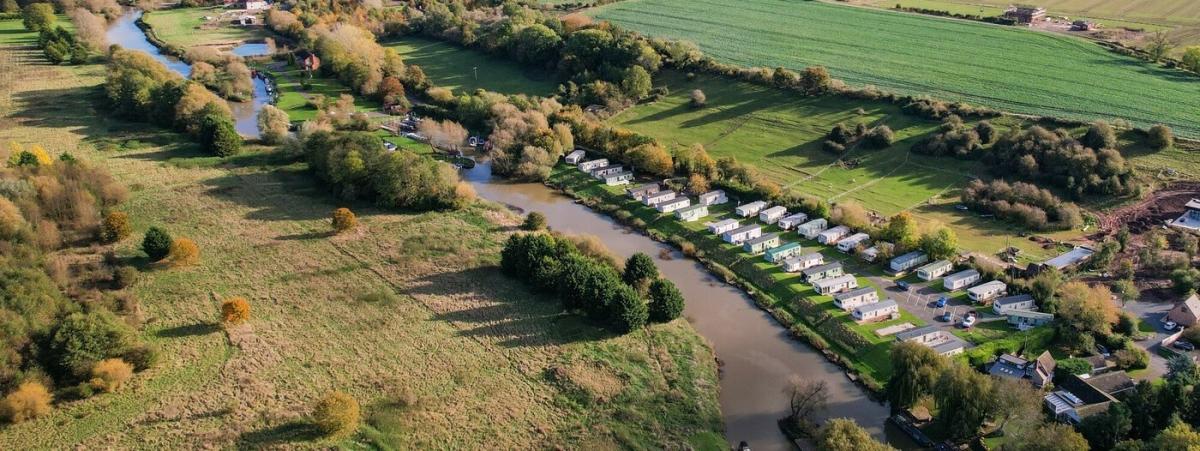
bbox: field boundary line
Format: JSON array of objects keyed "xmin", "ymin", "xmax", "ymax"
[{"xmin": 785, "ymin": 114, "xmax": 891, "ymax": 189}]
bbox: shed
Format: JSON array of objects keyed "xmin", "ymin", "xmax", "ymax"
[
  {"xmin": 699, "ymin": 190, "xmax": 728, "ymax": 206},
  {"xmin": 834, "ymin": 287, "xmax": 880, "ymax": 311},
  {"xmin": 654, "ymin": 197, "xmax": 691, "ymax": 214},
  {"xmin": 916, "ymin": 260, "xmax": 953, "ymax": 281},
  {"xmin": 802, "ymin": 262, "xmax": 843, "ymax": 281},
  {"xmin": 707, "ymin": 218, "xmax": 740, "ymax": 235},
  {"xmin": 603, "ymin": 172, "xmax": 633, "ymax": 186},
  {"xmin": 784, "ymin": 253, "xmax": 825, "ymax": 272},
  {"xmin": 797, "ymin": 218, "xmax": 829, "ymax": 239},
  {"xmin": 578, "ymin": 158, "xmax": 609, "ymax": 172},
  {"xmin": 1036, "ymin": 246, "xmax": 1095, "ymax": 273},
  {"xmin": 723, "ymin": 224, "xmax": 763, "ymax": 244},
  {"xmin": 814, "ymin": 274, "xmax": 858, "ymax": 295},
  {"xmin": 836, "ymin": 232, "xmax": 871, "ymax": 253},
  {"xmin": 943, "ymin": 269, "xmax": 981, "ymax": 291},
  {"xmin": 852, "ymin": 298, "xmax": 897, "ymax": 322},
  {"xmin": 626, "ymin": 183, "xmax": 660, "ymax": 201},
  {"xmin": 778, "ymin": 213, "xmax": 810, "ymax": 230},
  {"xmin": 764, "ymin": 242, "xmax": 803, "ymax": 263},
  {"xmin": 889, "ymin": 251, "xmax": 929, "ymax": 272},
  {"xmin": 736, "ymin": 201, "xmax": 768, "ymax": 217},
  {"xmin": 675, "ymin": 204, "xmax": 709, "ymax": 222},
  {"xmin": 759, "ymin": 206, "xmax": 788, "ymax": 224},
  {"xmin": 564, "ymin": 149, "xmax": 586, "ymax": 164},
  {"xmin": 744, "ymin": 233, "xmax": 782, "ymax": 254},
  {"xmin": 968, "ymin": 280, "xmax": 1007, "ymax": 302},
  {"xmin": 993, "ymin": 294, "xmax": 1035, "ymax": 315},
  {"xmin": 643, "ymin": 190, "xmax": 677, "ymax": 206},
  {"xmin": 817, "ymin": 225, "xmax": 851, "ymax": 245}
]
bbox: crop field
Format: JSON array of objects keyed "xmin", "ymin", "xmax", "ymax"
[
  {"xmin": 142, "ymin": 7, "xmax": 267, "ymax": 50},
  {"xmin": 385, "ymin": 37, "xmax": 559, "ymax": 96},
  {"xmin": 590, "ymin": 0, "xmax": 1200, "ymax": 137},
  {"xmin": 869, "ymin": 0, "xmax": 1200, "ymax": 28},
  {"xmin": 0, "ymin": 22, "xmax": 722, "ymax": 449}
]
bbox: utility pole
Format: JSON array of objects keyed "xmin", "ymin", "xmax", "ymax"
[{"xmin": 473, "ymin": 66, "xmax": 478, "ymax": 81}]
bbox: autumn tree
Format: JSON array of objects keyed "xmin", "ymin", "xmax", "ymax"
[
  {"xmin": 257, "ymin": 105, "xmax": 290, "ymax": 145},
  {"xmin": 167, "ymin": 238, "xmax": 200, "ymax": 267},
  {"xmin": 1057, "ymin": 281, "xmax": 1118, "ymax": 335},
  {"xmin": 221, "ymin": 296, "xmax": 251, "ymax": 324},
  {"xmin": 141, "ymin": 226, "xmax": 172, "ymax": 261},
  {"xmin": 674, "ymin": 143, "xmax": 716, "ymax": 178},
  {"xmin": 99, "ymin": 211, "xmax": 132, "ymax": 243},
  {"xmin": 0, "ymin": 381, "xmax": 52, "ymax": 423},
  {"xmin": 629, "ymin": 143, "xmax": 673, "ymax": 177},
  {"xmin": 647, "ymin": 278, "xmax": 684, "ymax": 322},
  {"xmin": 882, "ymin": 212, "xmax": 919, "ymax": 250},
  {"xmin": 919, "ymin": 227, "xmax": 958, "ymax": 260},
  {"xmin": 818, "ymin": 418, "xmax": 896, "ymax": 451},
  {"xmin": 687, "ymin": 174, "xmax": 710, "ymax": 195},
  {"xmin": 90, "ymin": 358, "xmax": 133, "ymax": 393},
  {"xmin": 331, "ymin": 207, "xmax": 357, "ymax": 233},
  {"xmin": 313, "ymin": 391, "xmax": 360, "ymax": 437},
  {"xmin": 1152, "ymin": 420, "xmax": 1200, "ymax": 450}
]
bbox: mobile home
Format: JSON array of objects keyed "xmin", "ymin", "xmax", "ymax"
[
  {"xmin": 889, "ymin": 251, "xmax": 929, "ymax": 273},
  {"xmin": 784, "ymin": 253, "xmax": 824, "ymax": 272},
  {"xmin": 1007, "ymin": 310, "xmax": 1054, "ymax": 330},
  {"xmin": 801, "ymin": 262, "xmax": 843, "ymax": 281},
  {"xmin": 654, "ymin": 197, "xmax": 691, "ymax": 214},
  {"xmin": 578, "ymin": 158, "xmax": 609, "ymax": 172},
  {"xmin": 744, "ymin": 233, "xmax": 782, "ymax": 254},
  {"xmin": 764, "ymin": 242, "xmax": 803, "ymax": 263},
  {"xmin": 968, "ymin": 280, "xmax": 1007, "ymax": 302},
  {"xmin": 604, "ymin": 172, "xmax": 634, "ymax": 186},
  {"xmin": 723, "ymin": 224, "xmax": 763, "ymax": 244},
  {"xmin": 993, "ymin": 294, "xmax": 1036, "ymax": 315},
  {"xmin": 643, "ymin": 190, "xmax": 677, "ymax": 206},
  {"xmin": 778, "ymin": 213, "xmax": 810, "ymax": 230},
  {"xmin": 736, "ymin": 201, "xmax": 768, "ymax": 217},
  {"xmin": 590, "ymin": 164, "xmax": 624, "ymax": 179},
  {"xmin": 626, "ymin": 183, "xmax": 660, "ymax": 201},
  {"xmin": 675, "ymin": 204, "xmax": 709, "ymax": 222},
  {"xmin": 916, "ymin": 260, "xmax": 953, "ymax": 281},
  {"xmin": 853, "ymin": 299, "xmax": 898, "ymax": 322},
  {"xmin": 860, "ymin": 246, "xmax": 880, "ymax": 262},
  {"xmin": 699, "ymin": 190, "xmax": 728, "ymax": 206},
  {"xmin": 797, "ymin": 218, "xmax": 829, "ymax": 239},
  {"xmin": 817, "ymin": 225, "xmax": 851, "ymax": 245},
  {"xmin": 943, "ymin": 269, "xmax": 981, "ymax": 291},
  {"xmin": 814, "ymin": 274, "xmax": 858, "ymax": 295},
  {"xmin": 759, "ymin": 206, "xmax": 788, "ymax": 224},
  {"xmin": 834, "ymin": 287, "xmax": 880, "ymax": 311},
  {"xmin": 564, "ymin": 149, "xmax": 586, "ymax": 165},
  {"xmin": 708, "ymin": 218, "xmax": 739, "ymax": 235},
  {"xmin": 836, "ymin": 232, "xmax": 871, "ymax": 252}
]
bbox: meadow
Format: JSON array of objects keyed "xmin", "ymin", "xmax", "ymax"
[
  {"xmin": 589, "ymin": 0, "xmax": 1200, "ymax": 137},
  {"xmin": 141, "ymin": 7, "xmax": 267, "ymax": 50},
  {"xmin": 384, "ymin": 37, "xmax": 559, "ymax": 96},
  {"xmin": 867, "ymin": 0, "xmax": 1200, "ymax": 29}
]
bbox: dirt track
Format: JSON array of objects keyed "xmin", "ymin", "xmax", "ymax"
[{"xmin": 1095, "ymin": 182, "xmax": 1200, "ymax": 237}]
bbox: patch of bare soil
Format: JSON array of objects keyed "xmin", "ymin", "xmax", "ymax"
[{"xmin": 1095, "ymin": 182, "xmax": 1200, "ymax": 237}]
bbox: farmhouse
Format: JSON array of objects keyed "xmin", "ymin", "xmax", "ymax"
[
  {"xmin": 708, "ymin": 218, "xmax": 740, "ymax": 235},
  {"xmin": 626, "ymin": 183, "xmax": 660, "ymax": 201},
  {"xmin": 968, "ymin": 280, "xmax": 1007, "ymax": 302},
  {"xmin": 797, "ymin": 219, "xmax": 829, "ymax": 239},
  {"xmin": 814, "ymin": 274, "xmax": 858, "ymax": 295},
  {"xmin": 993, "ymin": 294, "xmax": 1036, "ymax": 315},
  {"xmin": 643, "ymin": 190, "xmax": 677, "ymax": 206},
  {"xmin": 853, "ymin": 299, "xmax": 898, "ymax": 323},
  {"xmin": 723, "ymin": 224, "xmax": 763, "ymax": 244},
  {"xmin": 744, "ymin": 233, "xmax": 782, "ymax": 254},
  {"xmin": 802, "ymin": 262, "xmax": 843, "ymax": 281},
  {"xmin": 1008, "ymin": 309, "xmax": 1054, "ymax": 330},
  {"xmin": 836, "ymin": 232, "xmax": 870, "ymax": 253},
  {"xmin": 1004, "ymin": 5, "xmax": 1046, "ymax": 24},
  {"xmin": 1171, "ymin": 199, "xmax": 1200, "ymax": 232},
  {"xmin": 699, "ymin": 190, "xmax": 728, "ymax": 206},
  {"xmin": 889, "ymin": 251, "xmax": 929, "ymax": 273},
  {"xmin": 736, "ymin": 201, "xmax": 768, "ymax": 217},
  {"xmin": 764, "ymin": 242, "xmax": 803, "ymax": 263},
  {"xmin": 895, "ymin": 326, "xmax": 970, "ymax": 356},
  {"xmin": 834, "ymin": 287, "xmax": 880, "ymax": 311},
  {"xmin": 564, "ymin": 149, "xmax": 586, "ymax": 164},
  {"xmin": 654, "ymin": 197, "xmax": 691, "ymax": 214},
  {"xmin": 296, "ymin": 50, "xmax": 320, "ymax": 72},
  {"xmin": 817, "ymin": 225, "xmax": 851, "ymax": 245},
  {"xmin": 675, "ymin": 204, "xmax": 709, "ymax": 222},
  {"xmin": 759, "ymin": 206, "xmax": 788, "ymax": 224},
  {"xmin": 1167, "ymin": 294, "xmax": 1200, "ymax": 328},
  {"xmin": 778, "ymin": 213, "xmax": 809, "ymax": 230},
  {"xmin": 916, "ymin": 260, "xmax": 953, "ymax": 281},
  {"xmin": 590, "ymin": 164, "xmax": 624, "ymax": 179},
  {"xmin": 604, "ymin": 172, "xmax": 634, "ymax": 186},
  {"xmin": 578, "ymin": 158, "xmax": 609, "ymax": 172},
  {"xmin": 943, "ymin": 269, "xmax": 981, "ymax": 291},
  {"xmin": 784, "ymin": 253, "xmax": 825, "ymax": 272}
]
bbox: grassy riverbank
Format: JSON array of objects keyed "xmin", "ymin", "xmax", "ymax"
[
  {"xmin": 384, "ymin": 36, "xmax": 559, "ymax": 96},
  {"xmin": 141, "ymin": 7, "xmax": 267, "ymax": 50}
]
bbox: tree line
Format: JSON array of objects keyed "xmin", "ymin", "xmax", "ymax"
[{"xmin": 962, "ymin": 179, "xmax": 1084, "ymax": 231}]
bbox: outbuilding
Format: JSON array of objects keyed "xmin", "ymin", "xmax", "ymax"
[
  {"xmin": 993, "ymin": 294, "xmax": 1035, "ymax": 315},
  {"xmin": 889, "ymin": 251, "xmax": 929, "ymax": 273},
  {"xmin": 759, "ymin": 206, "xmax": 788, "ymax": 224},
  {"xmin": 778, "ymin": 213, "xmax": 810, "ymax": 230},
  {"xmin": 895, "ymin": 326, "xmax": 970, "ymax": 356},
  {"xmin": 643, "ymin": 190, "xmax": 677, "ymax": 206},
  {"xmin": 578, "ymin": 158, "xmax": 609, "ymax": 172},
  {"xmin": 654, "ymin": 197, "xmax": 691, "ymax": 214},
  {"xmin": 784, "ymin": 253, "xmax": 825, "ymax": 272},
  {"xmin": 817, "ymin": 225, "xmax": 851, "ymax": 245},
  {"xmin": 565, "ymin": 149, "xmax": 586, "ymax": 164},
  {"xmin": 736, "ymin": 201, "xmax": 768, "ymax": 217},
  {"xmin": 675, "ymin": 204, "xmax": 709, "ymax": 222},
  {"xmin": 853, "ymin": 298, "xmax": 898, "ymax": 322},
  {"xmin": 968, "ymin": 280, "xmax": 1007, "ymax": 302},
  {"xmin": 1167, "ymin": 294, "xmax": 1200, "ymax": 328},
  {"xmin": 797, "ymin": 218, "xmax": 829, "ymax": 239},
  {"xmin": 836, "ymin": 232, "xmax": 871, "ymax": 253},
  {"xmin": 943, "ymin": 269, "xmax": 981, "ymax": 291},
  {"xmin": 744, "ymin": 233, "xmax": 782, "ymax": 254},
  {"xmin": 699, "ymin": 190, "xmax": 728, "ymax": 206},
  {"xmin": 801, "ymin": 262, "xmax": 843, "ymax": 281},
  {"xmin": 916, "ymin": 260, "xmax": 953, "ymax": 281},
  {"xmin": 814, "ymin": 274, "xmax": 858, "ymax": 295},
  {"xmin": 764, "ymin": 242, "xmax": 803, "ymax": 263},
  {"xmin": 603, "ymin": 172, "xmax": 633, "ymax": 186},
  {"xmin": 723, "ymin": 224, "xmax": 763, "ymax": 244},
  {"xmin": 834, "ymin": 287, "xmax": 880, "ymax": 311},
  {"xmin": 708, "ymin": 218, "xmax": 740, "ymax": 235},
  {"xmin": 627, "ymin": 183, "xmax": 660, "ymax": 201}
]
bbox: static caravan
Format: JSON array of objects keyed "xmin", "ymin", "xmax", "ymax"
[
  {"xmin": 759, "ymin": 206, "xmax": 788, "ymax": 224},
  {"xmin": 1007, "ymin": 310, "xmax": 1054, "ymax": 330},
  {"xmin": 723, "ymin": 224, "xmax": 763, "ymax": 244},
  {"xmin": 578, "ymin": 158, "xmax": 608, "ymax": 172},
  {"xmin": 860, "ymin": 246, "xmax": 880, "ymax": 262},
  {"xmin": 708, "ymin": 218, "xmax": 740, "ymax": 235},
  {"xmin": 654, "ymin": 197, "xmax": 691, "ymax": 214},
  {"xmin": 834, "ymin": 287, "xmax": 880, "ymax": 311},
  {"xmin": 736, "ymin": 201, "xmax": 768, "ymax": 218},
  {"xmin": 643, "ymin": 190, "xmax": 677, "ymax": 206},
  {"xmin": 916, "ymin": 260, "xmax": 954, "ymax": 281},
  {"xmin": 801, "ymin": 262, "xmax": 843, "ymax": 281},
  {"xmin": 943, "ymin": 269, "xmax": 981, "ymax": 291},
  {"xmin": 797, "ymin": 219, "xmax": 829, "ymax": 239},
  {"xmin": 744, "ymin": 233, "xmax": 782, "ymax": 254},
  {"xmin": 817, "ymin": 225, "xmax": 851, "ymax": 245},
  {"xmin": 564, "ymin": 149, "xmax": 586, "ymax": 165},
  {"xmin": 783, "ymin": 253, "xmax": 824, "ymax": 272},
  {"xmin": 675, "ymin": 204, "xmax": 709, "ymax": 222},
  {"xmin": 889, "ymin": 251, "xmax": 929, "ymax": 273},
  {"xmin": 699, "ymin": 190, "xmax": 728, "ymax": 206},
  {"xmin": 604, "ymin": 172, "xmax": 634, "ymax": 186},
  {"xmin": 590, "ymin": 164, "xmax": 624, "ymax": 179},
  {"xmin": 778, "ymin": 213, "xmax": 810, "ymax": 230},
  {"xmin": 837, "ymin": 232, "xmax": 871, "ymax": 253},
  {"xmin": 627, "ymin": 183, "xmax": 660, "ymax": 201},
  {"xmin": 993, "ymin": 294, "xmax": 1036, "ymax": 315},
  {"xmin": 764, "ymin": 242, "xmax": 803, "ymax": 263},
  {"xmin": 968, "ymin": 280, "xmax": 1007, "ymax": 302},
  {"xmin": 814, "ymin": 274, "xmax": 858, "ymax": 295},
  {"xmin": 853, "ymin": 299, "xmax": 898, "ymax": 323}
]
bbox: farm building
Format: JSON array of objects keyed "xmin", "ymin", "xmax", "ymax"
[
  {"xmin": 708, "ymin": 219, "xmax": 740, "ymax": 235},
  {"xmin": 895, "ymin": 326, "xmax": 970, "ymax": 356},
  {"xmin": 736, "ymin": 201, "xmax": 768, "ymax": 217},
  {"xmin": 578, "ymin": 158, "xmax": 609, "ymax": 172},
  {"xmin": 1029, "ymin": 246, "xmax": 1095, "ymax": 275},
  {"xmin": 778, "ymin": 213, "xmax": 809, "ymax": 230},
  {"xmin": 590, "ymin": 164, "xmax": 624, "ymax": 179},
  {"xmin": 627, "ymin": 183, "xmax": 660, "ymax": 201},
  {"xmin": 860, "ymin": 246, "xmax": 880, "ymax": 262},
  {"xmin": 675, "ymin": 204, "xmax": 709, "ymax": 222},
  {"xmin": 699, "ymin": 190, "xmax": 728, "ymax": 206},
  {"xmin": 723, "ymin": 224, "xmax": 763, "ymax": 244},
  {"xmin": 968, "ymin": 280, "xmax": 1007, "ymax": 302},
  {"xmin": 564, "ymin": 149, "xmax": 586, "ymax": 164},
  {"xmin": 797, "ymin": 219, "xmax": 829, "ymax": 239},
  {"xmin": 764, "ymin": 242, "xmax": 803, "ymax": 263},
  {"xmin": 784, "ymin": 253, "xmax": 825, "ymax": 272},
  {"xmin": 603, "ymin": 172, "xmax": 633, "ymax": 186},
  {"xmin": 943, "ymin": 269, "xmax": 981, "ymax": 291},
  {"xmin": 1004, "ymin": 6, "xmax": 1045, "ymax": 24},
  {"xmin": 744, "ymin": 233, "xmax": 782, "ymax": 254},
  {"xmin": 654, "ymin": 197, "xmax": 691, "ymax": 214},
  {"xmin": 802, "ymin": 262, "xmax": 843, "ymax": 281},
  {"xmin": 759, "ymin": 206, "xmax": 788, "ymax": 224},
  {"xmin": 993, "ymin": 294, "xmax": 1036, "ymax": 315},
  {"xmin": 1007, "ymin": 310, "xmax": 1054, "ymax": 330},
  {"xmin": 1171, "ymin": 199, "xmax": 1200, "ymax": 232},
  {"xmin": 814, "ymin": 274, "xmax": 858, "ymax": 295},
  {"xmin": 889, "ymin": 251, "xmax": 929, "ymax": 273},
  {"xmin": 1167, "ymin": 294, "xmax": 1200, "ymax": 328},
  {"xmin": 836, "ymin": 232, "xmax": 871, "ymax": 253},
  {"xmin": 834, "ymin": 287, "xmax": 880, "ymax": 311},
  {"xmin": 853, "ymin": 299, "xmax": 898, "ymax": 323},
  {"xmin": 817, "ymin": 225, "xmax": 851, "ymax": 245},
  {"xmin": 643, "ymin": 190, "xmax": 677, "ymax": 206},
  {"xmin": 916, "ymin": 260, "xmax": 953, "ymax": 281}
]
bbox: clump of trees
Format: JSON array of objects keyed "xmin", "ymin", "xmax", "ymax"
[
  {"xmin": 985, "ymin": 125, "xmax": 1135, "ymax": 198},
  {"xmin": 256, "ymin": 105, "xmax": 290, "ymax": 145},
  {"xmin": 187, "ymin": 48, "xmax": 254, "ymax": 101},
  {"xmin": 37, "ymin": 25, "xmax": 88, "ymax": 64},
  {"xmin": 910, "ymin": 115, "xmax": 990, "ymax": 158},
  {"xmin": 962, "ymin": 179, "xmax": 1084, "ymax": 231},
  {"xmin": 824, "ymin": 122, "xmax": 895, "ymax": 152}
]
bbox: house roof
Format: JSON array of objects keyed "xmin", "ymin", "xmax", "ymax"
[
  {"xmin": 1035, "ymin": 350, "xmax": 1056, "ymax": 375},
  {"xmin": 995, "ymin": 294, "xmax": 1034, "ymax": 306},
  {"xmin": 813, "ymin": 274, "xmax": 856, "ymax": 288},
  {"xmin": 945, "ymin": 269, "xmax": 980, "ymax": 282},
  {"xmin": 932, "ymin": 336, "xmax": 969, "ymax": 355},
  {"xmin": 917, "ymin": 260, "xmax": 952, "ymax": 272},
  {"xmin": 1056, "ymin": 374, "xmax": 1117, "ymax": 406},
  {"xmin": 968, "ymin": 280, "xmax": 1006, "ymax": 293},
  {"xmin": 834, "ymin": 287, "xmax": 876, "ymax": 300},
  {"xmin": 895, "ymin": 325, "xmax": 940, "ymax": 341},
  {"xmin": 1168, "ymin": 294, "xmax": 1200, "ymax": 325},
  {"xmin": 892, "ymin": 251, "xmax": 927, "ymax": 264},
  {"xmin": 1085, "ymin": 371, "xmax": 1135, "ymax": 396},
  {"xmin": 855, "ymin": 298, "xmax": 896, "ymax": 314},
  {"xmin": 802, "ymin": 262, "xmax": 842, "ymax": 275},
  {"xmin": 1043, "ymin": 246, "xmax": 1095, "ymax": 270},
  {"xmin": 745, "ymin": 233, "xmax": 780, "ymax": 246}
]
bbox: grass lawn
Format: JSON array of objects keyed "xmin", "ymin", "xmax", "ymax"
[
  {"xmin": 142, "ymin": 6, "xmax": 268, "ymax": 50},
  {"xmin": 268, "ymin": 64, "xmax": 377, "ymax": 121},
  {"xmin": 384, "ymin": 36, "xmax": 559, "ymax": 96}
]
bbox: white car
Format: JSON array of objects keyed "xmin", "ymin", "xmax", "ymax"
[
  {"xmin": 1165, "ymin": 320, "xmax": 1179, "ymax": 331},
  {"xmin": 961, "ymin": 315, "xmax": 977, "ymax": 328}
]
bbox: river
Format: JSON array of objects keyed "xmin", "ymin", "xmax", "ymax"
[
  {"xmin": 105, "ymin": 11, "xmax": 268, "ymax": 138},
  {"xmin": 463, "ymin": 161, "xmax": 901, "ymax": 450}
]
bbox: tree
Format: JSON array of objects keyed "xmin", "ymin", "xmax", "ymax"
[
  {"xmin": 919, "ymin": 227, "xmax": 958, "ymax": 260},
  {"xmin": 256, "ymin": 105, "xmax": 290, "ymax": 145},
  {"xmin": 934, "ymin": 363, "xmax": 993, "ymax": 440},
  {"xmin": 689, "ymin": 89, "xmax": 706, "ymax": 108},
  {"xmin": 48, "ymin": 310, "xmax": 136, "ymax": 377},
  {"xmin": 1153, "ymin": 420, "xmax": 1200, "ymax": 450},
  {"xmin": 799, "ymin": 66, "xmax": 832, "ymax": 95},
  {"xmin": 622, "ymin": 252, "xmax": 659, "ymax": 289},
  {"xmin": 1112, "ymin": 280, "xmax": 1139, "ymax": 306},
  {"xmin": 1145, "ymin": 32, "xmax": 1174, "ymax": 62},
  {"xmin": 863, "ymin": 125, "xmax": 895, "ymax": 149},
  {"xmin": 21, "ymin": 3, "xmax": 55, "ymax": 32},
  {"xmin": 1057, "ymin": 281, "xmax": 1118, "ymax": 335},
  {"xmin": 0, "ymin": 381, "xmax": 52, "ymax": 423},
  {"xmin": 1055, "ymin": 357, "xmax": 1093, "ymax": 379},
  {"xmin": 2, "ymin": 0, "xmax": 19, "ymax": 13},
  {"xmin": 221, "ymin": 297, "xmax": 251, "ymax": 324},
  {"xmin": 90, "ymin": 358, "xmax": 133, "ymax": 393},
  {"xmin": 1148, "ymin": 124, "xmax": 1174, "ymax": 150},
  {"xmin": 521, "ymin": 212, "xmax": 547, "ymax": 231},
  {"xmin": 883, "ymin": 212, "xmax": 919, "ymax": 250},
  {"xmin": 647, "ymin": 278, "xmax": 684, "ymax": 322},
  {"xmin": 620, "ymin": 65, "xmax": 652, "ymax": 100},
  {"xmin": 201, "ymin": 114, "xmax": 242, "ymax": 156},
  {"xmin": 782, "ymin": 378, "xmax": 828, "ymax": 437},
  {"xmin": 629, "ymin": 143, "xmax": 673, "ymax": 177},
  {"xmin": 687, "ymin": 174, "xmax": 710, "ymax": 194},
  {"xmin": 1182, "ymin": 46, "xmax": 1200, "ymax": 73},
  {"xmin": 818, "ymin": 418, "xmax": 896, "ymax": 451},
  {"xmin": 312, "ymin": 391, "xmax": 360, "ymax": 437},
  {"xmin": 1166, "ymin": 354, "xmax": 1200, "ymax": 385},
  {"xmin": 988, "ymin": 377, "xmax": 1041, "ymax": 436},
  {"xmin": 1083, "ymin": 121, "xmax": 1119, "ymax": 150},
  {"xmin": 886, "ymin": 341, "xmax": 946, "ymax": 409},
  {"xmin": 1002, "ymin": 423, "xmax": 1089, "ymax": 451},
  {"xmin": 167, "ymin": 238, "xmax": 199, "ymax": 267},
  {"xmin": 674, "ymin": 143, "xmax": 716, "ymax": 178},
  {"xmin": 100, "ymin": 211, "xmax": 132, "ymax": 243},
  {"xmin": 608, "ymin": 284, "xmax": 647, "ymax": 333},
  {"xmin": 331, "ymin": 207, "xmax": 357, "ymax": 233},
  {"xmin": 1079, "ymin": 403, "xmax": 1132, "ymax": 450}
]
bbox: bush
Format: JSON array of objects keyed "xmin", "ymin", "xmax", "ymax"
[
  {"xmin": 201, "ymin": 114, "xmax": 242, "ymax": 156},
  {"xmin": 21, "ymin": 3, "xmax": 54, "ymax": 32},
  {"xmin": 331, "ymin": 208, "xmax": 357, "ymax": 233},
  {"xmin": 610, "ymin": 284, "xmax": 648, "ymax": 332},
  {"xmin": 141, "ymin": 226, "xmax": 172, "ymax": 261},
  {"xmin": 0, "ymin": 381, "xmax": 52, "ymax": 423},
  {"xmin": 167, "ymin": 238, "xmax": 200, "ymax": 267},
  {"xmin": 1056, "ymin": 357, "xmax": 1093, "ymax": 379},
  {"xmin": 121, "ymin": 344, "xmax": 159, "ymax": 371},
  {"xmin": 648, "ymin": 279, "xmax": 684, "ymax": 322},
  {"xmin": 221, "ymin": 297, "xmax": 251, "ymax": 324},
  {"xmin": 689, "ymin": 89, "xmax": 706, "ymax": 108},
  {"xmin": 622, "ymin": 252, "xmax": 659, "ymax": 289},
  {"xmin": 313, "ymin": 391, "xmax": 360, "ymax": 437},
  {"xmin": 256, "ymin": 104, "xmax": 290, "ymax": 145},
  {"xmin": 99, "ymin": 211, "xmax": 131, "ymax": 243},
  {"xmin": 49, "ymin": 311, "xmax": 136, "ymax": 377},
  {"xmin": 521, "ymin": 212, "xmax": 547, "ymax": 231},
  {"xmin": 112, "ymin": 266, "xmax": 138, "ymax": 289},
  {"xmin": 89, "ymin": 358, "xmax": 133, "ymax": 393},
  {"xmin": 1148, "ymin": 124, "xmax": 1174, "ymax": 150},
  {"xmin": 863, "ymin": 125, "xmax": 895, "ymax": 149},
  {"xmin": 1114, "ymin": 347, "xmax": 1149, "ymax": 370}
]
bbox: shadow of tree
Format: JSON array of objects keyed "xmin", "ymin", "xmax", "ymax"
[
  {"xmin": 155, "ymin": 322, "xmax": 221, "ymax": 338},
  {"xmin": 276, "ymin": 230, "xmax": 335, "ymax": 241},
  {"xmin": 237, "ymin": 421, "xmax": 324, "ymax": 449}
]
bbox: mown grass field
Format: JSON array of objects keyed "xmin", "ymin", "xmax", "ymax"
[
  {"xmin": 0, "ymin": 20, "xmax": 723, "ymax": 449},
  {"xmin": 870, "ymin": 0, "xmax": 1200, "ymax": 28},
  {"xmin": 384, "ymin": 37, "xmax": 559, "ymax": 96},
  {"xmin": 142, "ymin": 7, "xmax": 267, "ymax": 50},
  {"xmin": 589, "ymin": 0, "xmax": 1200, "ymax": 137}
]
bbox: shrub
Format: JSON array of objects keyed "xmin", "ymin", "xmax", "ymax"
[
  {"xmin": 648, "ymin": 279, "xmax": 685, "ymax": 322},
  {"xmin": 21, "ymin": 3, "xmax": 54, "ymax": 32},
  {"xmin": 90, "ymin": 358, "xmax": 133, "ymax": 393},
  {"xmin": 609, "ymin": 284, "xmax": 648, "ymax": 332},
  {"xmin": 622, "ymin": 252, "xmax": 659, "ymax": 289},
  {"xmin": 1114, "ymin": 347, "xmax": 1149, "ymax": 370},
  {"xmin": 112, "ymin": 266, "xmax": 138, "ymax": 289},
  {"xmin": 312, "ymin": 391, "xmax": 360, "ymax": 437},
  {"xmin": 521, "ymin": 212, "xmax": 547, "ymax": 231},
  {"xmin": 331, "ymin": 207, "xmax": 357, "ymax": 233},
  {"xmin": 99, "ymin": 211, "xmax": 131, "ymax": 243},
  {"xmin": 201, "ymin": 114, "xmax": 242, "ymax": 156},
  {"xmin": 141, "ymin": 226, "xmax": 172, "ymax": 261},
  {"xmin": 121, "ymin": 345, "xmax": 159, "ymax": 371},
  {"xmin": 1055, "ymin": 357, "xmax": 1092, "ymax": 379},
  {"xmin": 863, "ymin": 125, "xmax": 895, "ymax": 149},
  {"xmin": 49, "ymin": 310, "xmax": 136, "ymax": 377},
  {"xmin": 167, "ymin": 238, "xmax": 200, "ymax": 267},
  {"xmin": 256, "ymin": 104, "xmax": 290, "ymax": 145},
  {"xmin": 1148, "ymin": 124, "xmax": 1174, "ymax": 150},
  {"xmin": 221, "ymin": 297, "xmax": 251, "ymax": 324},
  {"xmin": 0, "ymin": 382, "xmax": 52, "ymax": 423},
  {"xmin": 689, "ymin": 89, "xmax": 706, "ymax": 108}
]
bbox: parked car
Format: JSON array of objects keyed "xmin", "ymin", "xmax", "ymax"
[
  {"xmin": 935, "ymin": 296, "xmax": 947, "ymax": 308},
  {"xmin": 961, "ymin": 315, "xmax": 977, "ymax": 328},
  {"xmin": 383, "ymin": 141, "xmax": 397, "ymax": 151},
  {"xmin": 1096, "ymin": 344, "xmax": 1110, "ymax": 357},
  {"xmin": 955, "ymin": 205, "xmax": 969, "ymax": 211},
  {"xmin": 896, "ymin": 281, "xmax": 910, "ymax": 291},
  {"xmin": 940, "ymin": 311, "xmax": 953, "ymax": 322},
  {"xmin": 1174, "ymin": 341, "xmax": 1196, "ymax": 351},
  {"xmin": 1165, "ymin": 320, "xmax": 1179, "ymax": 331}
]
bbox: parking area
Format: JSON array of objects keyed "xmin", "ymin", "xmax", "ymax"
[
  {"xmin": 865, "ymin": 275, "xmax": 1007, "ymax": 337},
  {"xmin": 1121, "ymin": 299, "xmax": 1196, "ymax": 378}
]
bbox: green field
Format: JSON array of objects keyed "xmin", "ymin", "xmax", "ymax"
[
  {"xmin": 142, "ymin": 7, "xmax": 267, "ymax": 50},
  {"xmin": 590, "ymin": 0, "xmax": 1200, "ymax": 137},
  {"xmin": 871, "ymin": 0, "xmax": 1200, "ymax": 28},
  {"xmin": 385, "ymin": 37, "xmax": 559, "ymax": 96}
]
